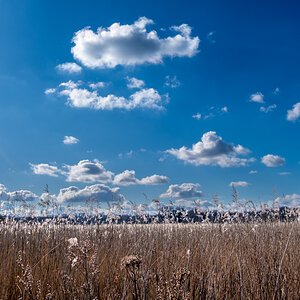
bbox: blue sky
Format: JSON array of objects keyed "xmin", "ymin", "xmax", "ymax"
[{"xmin": 0, "ymin": 0, "xmax": 300, "ymax": 209}]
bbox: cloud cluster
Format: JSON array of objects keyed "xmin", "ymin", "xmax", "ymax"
[
  {"xmin": 166, "ymin": 131, "xmax": 254, "ymax": 167},
  {"xmin": 113, "ymin": 170, "xmax": 169, "ymax": 186},
  {"xmin": 160, "ymin": 183, "xmax": 202, "ymax": 198},
  {"xmin": 48, "ymin": 80, "xmax": 168, "ymax": 111},
  {"xmin": 0, "ymin": 183, "xmax": 123, "ymax": 206},
  {"xmin": 260, "ymin": 104, "xmax": 277, "ymax": 113},
  {"xmin": 274, "ymin": 194, "xmax": 300, "ymax": 208},
  {"xmin": 0, "ymin": 184, "xmax": 39, "ymax": 202},
  {"xmin": 192, "ymin": 106, "xmax": 228, "ymax": 120},
  {"xmin": 164, "ymin": 75, "xmax": 181, "ymax": 88},
  {"xmin": 261, "ymin": 154, "xmax": 285, "ymax": 167},
  {"xmin": 71, "ymin": 17, "xmax": 199, "ymax": 69},
  {"xmin": 30, "ymin": 160, "xmax": 168, "ymax": 186},
  {"xmin": 287, "ymin": 102, "xmax": 300, "ymax": 121}
]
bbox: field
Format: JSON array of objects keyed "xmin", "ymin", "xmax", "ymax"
[{"xmin": 1, "ymin": 219, "xmax": 300, "ymax": 299}]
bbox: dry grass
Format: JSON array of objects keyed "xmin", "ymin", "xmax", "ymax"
[{"xmin": 0, "ymin": 221, "xmax": 300, "ymax": 299}]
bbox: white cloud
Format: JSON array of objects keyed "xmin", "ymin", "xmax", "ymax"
[
  {"xmin": 89, "ymin": 82, "xmax": 105, "ymax": 89},
  {"xmin": 57, "ymin": 184, "xmax": 121, "ymax": 203},
  {"xmin": 56, "ymin": 62, "xmax": 82, "ymax": 73},
  {"xmin": 139, "ymin": 174, "xmax": 169, "ymax": 185},
  {"xmin": 278, "ymin": 172, "xmax": 291, "ymax": 175},
  {"xmin": 192, "ymin": 113, "xmax": 202, "ymax": 120},
  {"xmin": 250, "ymin": 92, "xmax": 264, "ymax": 103},
  {"xmin": 59, "ymin": 80, "xmax": 80, "ymax": 89},
  {"xmin": 164, "ymin": 75, "xmax": 181, "ymax": 88},
  {"xmin": 274, "ymin": 194, "xmax": 300, "ymax": 208},
  {"xmin": 274, "ymin": 87, "xmax": 280, "ymax": 95},
  {"xmin": 63, "ymin": 136, "xmax": 80, "ymax": 145},
  {"xmin": 221, "ymin": 106, "xmax": 228, "ymax": 112},
  {"xmin": 229, "ymin": 181, "xmax": 249, "ymax": 187},
  {"xmin": 207, "ymin": 31, "xmax": 216, "ymax": 43},
  {"xmin": 65, "ymin": 159, "xmax": 114, "ymax": 183},
  {"xmin": 166, "ymin": 131, "xmax": 253, "ymax": 167},
  {"xmin": 287, "ymin": 102, "xmax": 300, "ymax": 121},
  {"xmin": 30, "ymin": 163, "xmax": 61, "ymax": 177},
  {"xmin": 71, "ymin": 17, "xmax": 199, "ymax": 69},
  {"xmin": 48, "ymin": 80, "xmax": 168, "ymax": 111},
  {"xmin": 193, "ymin": 106, "xmax": 228, "ymax": 120},
  {"xmin": 260, "ymin": 104, "xmax": 277, "ymax": 113},
  {"xmin": 44, "ymin": 88, "xmax": 56, "ymax": 95},
  {"xmin": 8, "ymin": 190, "xmax": 39, "ymax": 202},
  {"xmin": 261, "ymin": 154, "xmax": 285, "ymax": 167},
  {"xmin": 160, "ymin": 183, "xmax": 203, "ymax": 198},
  {"xmin": 113, "ymin": 170, "xmax": 169, "ymax": 186},
  {"xmin": 249, "ymin": 170, "xmax": 258, "ymax": 174},
  {"xmin": 0, "ymin": 184, "xmax": 9, "ymax": 201},
  {"xmin": 60, "ymin": 86, "xmax": 167, "ymax": 111},
  {"xmin": 126, "ymin": 77, "xmax": 145, "ymax": 89}
]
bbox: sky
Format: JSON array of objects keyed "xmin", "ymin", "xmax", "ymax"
[{"xmin": 0, "ymin": 0, "xmax": 300, "ymax": 210}]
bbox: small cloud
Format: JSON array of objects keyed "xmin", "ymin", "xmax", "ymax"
[
  {"xmin": 193, "ymin": 106, "xmax": 228, "ymax": 120},
  {"xmin": 250, "ymin": 92, "xmax": 264, "ymax": 103},
  {"xmin": 89, "ymin": 82, "xmax": 106, "ymax": 89},
  {"xmin": 260, "ymin": 104, "xmax": 277, "ymax": 113},
  {"xmin": 221, "ymin": 106, "xmax": 228, "ymax": 113},
  {"xmin": 56, "ymin": 62, "xmax": 82, "ymax": 74},
  {"xmin": 249, "ymin": 170, "xmax": 258, "ymax": 174},
  {"xmin": 229, "ymin": 181, "xmax": 249, "ymax": 187},
  {"xmin": 65, "ymin": 159, "xmax": 114, "ymax": 183},
  {"xmin": 59, "ymin": 80, "xmax": 80, "ymax": 89},
  {"xmin": 63, "ymin": 136, "xmax": 80, "ymax": 145},
  {"xmin": 274, "ymin": 87, "xmax": 280, "ymax": 95},
  {"xmin": 287, "ymin": 102, "xmax": 300, "ymax": 122},
  {"xmin": 192, "ymin": 113, "xmax": 201, "ymax": 120},
  {"xmin": 278, "ymin": 172, "xmax": 291, "ymax": 176},
  {"xmin": 164, "ymin": 75, "xmax": 181, "ymax": 88},
  {"xmin": 30, "ymin": 163, "xmax": 61, "ymax": 177},
  {"xmin": 126, "ymin": 77, "xmax": 145, "ymax": 89},
  {"xmin": 261, "ymin": 154, "xmax": 285, "ymax": 167},
  {"xmin": 207, "ymin": 31, "xmax": 216, "ymax": 43},
  {"xmin": 160, "ymin": 183, "xmax": 203, "ymax": 198},
  {"xmin": 45, "ymin": 88, "xmax": 56, "ymax": 95},
  {"xmin": 113, "ymin": 170, "xmax": 169, "ymax": 186}
]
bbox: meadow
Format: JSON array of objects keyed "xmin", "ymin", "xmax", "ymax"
[{"xmin": 0, "ymin": 215, "xmax": 299, "ymax": 299}]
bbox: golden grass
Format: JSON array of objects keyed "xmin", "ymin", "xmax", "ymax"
[{"xmin": 0, "ymin": 221, "xmax": 299, "ymax": 299}]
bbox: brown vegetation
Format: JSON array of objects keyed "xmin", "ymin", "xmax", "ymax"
[{"xmin": 0, "ymin": 220, "xmax": 300, "ymax": 299}]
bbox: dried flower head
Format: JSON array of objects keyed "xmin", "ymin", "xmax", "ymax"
[
  {"xmin": 67, "ymin": 237, "xmax": 78, "ymax": 248},
  {"xmin": 121, "ymin": 255, "xmax": 142, "ymax": 269}
]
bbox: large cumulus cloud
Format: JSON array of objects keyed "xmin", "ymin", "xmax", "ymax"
[
  {"xmin": 166, "ymin": 131, "xmax": 254, "ymax": 167},
  {"xmin": 71, "ymin": 17, "xmax": 199, "ymax": 69}
]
